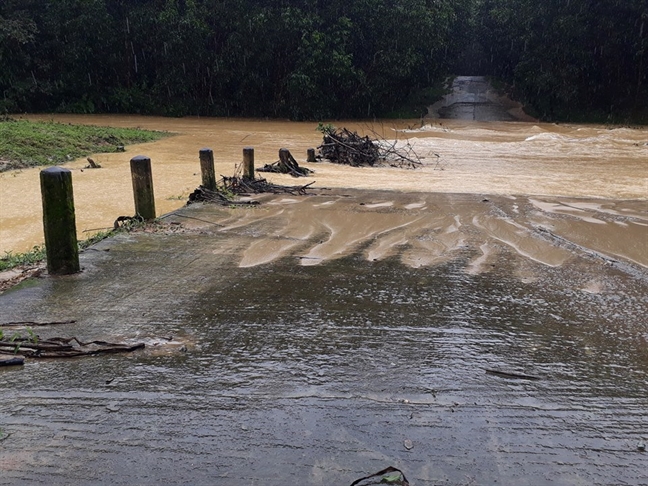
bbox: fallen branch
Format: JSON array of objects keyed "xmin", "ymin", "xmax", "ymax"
[
  {"xmin": 0, "ymin": 335, "xmax": 145, "ymax": 359},
  {"xmin": 257, "ymin": 148, "xmax": 313, "ymax": 177},
  {"xmin": 0, "ymin": 356, "xmax": 24, "ymax": 367},
  {"xmin": 0, "ymin": 320, "xmax": 76, "ymax": 327},
  {"xmin": 84, "ymin": 157, "xmax": 101, "ymax": 169},
  {"xmin": 187, "ymin": 186, "xmax": 260, "ymax": 206},
  {"xmin": 486, "ymin": 369, "xmax": 541, "ymax": 380},
  {"xmin": 220, "ymin": 176, "xmax": 315, "ymax": 196}
]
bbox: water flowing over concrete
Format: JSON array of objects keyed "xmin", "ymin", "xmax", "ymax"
[
  {"xmin": 428, "ymin": 76, "xmax": 536, "ymax": 122},
  {"xmin": 1, "ymin": 114, "xmax": 646, "ymax": 253},
  {"xmin": 1, "ymin": 114, "xmax": 647, "ymax": 485}
]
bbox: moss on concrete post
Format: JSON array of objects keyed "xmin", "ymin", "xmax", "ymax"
[
  {"xmin": 40, "ymin": 167, "xmax": 80, "ymax": 275},
  {"xmin": 199, "ymin": 148, "xmax": 216, "ymax": 190},
  {"xmin": 243, "ymin": 147, "xmax": 255, "ymax": 180},
  {"xmin": 306, "ymin": 148, "xmax": 316, "ymax": 162},
  {"xmin": 130, "ymin": 155, "xmax": 156, "ymax": 220}
]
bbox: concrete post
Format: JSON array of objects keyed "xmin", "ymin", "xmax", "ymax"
[
  {"xmin": 199, "ymin": 148, "xmax": 216, "ymax": 190},
  {"xmin": 243, "ymin": 147, "xmax": 254, "ymax": 180},
  {"xmin": 306, "ymin": 148, "xmax": 316, "ymax": 162},
  {"xmin": 130, "ymin": 155, "xmax": 156, "ymax": 220},
  {"xmin": 40, "ymin": 167, "xmax": 80, "ymax": 275}
]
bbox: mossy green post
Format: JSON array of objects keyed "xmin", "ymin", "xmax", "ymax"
[
  {"xmin": 130, "ymin": 155, "xmax": 156, "ymax": 220},
  {"xmin": 199, "ymin": 148, "xmax": 216, "ymax": 190},
  {"xmin": 243, "ymin": 147, "xmax": 255, "ymax": 180},
  {"xmin": 40, "ymin": 167, "xmax": 80, "ymax": 275}
]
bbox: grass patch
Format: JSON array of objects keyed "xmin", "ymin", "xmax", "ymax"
[
  {"xmin": 0, "ymin": 217, "xmax": 153, "ymax": 273},
  {"xmin": 0, "ymin": 245, "xmax": 46, "ymax": 272},
  {"xmin": 0, "ymin": 118, "xmax": 170, "ymax": 171}
]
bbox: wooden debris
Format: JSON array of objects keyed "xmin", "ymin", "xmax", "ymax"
[
  {"xmin": 188, "ymin": 150, "xmax": 316, "ymax": 205},
  {"xmin": 0, "ymin": 320, "xmax": 76, "ymax": 327},
  {"xmin": 0, "ymin": 336, "xmax": 145, "ymax": 359},
  {"xmin": 219, "ymin": 176, "xmax": 314, "ymax": 196},
  {"xmin": 486, "ymin": 369, "xmax": 541, "ymax": 380},
  {"xmin": 85, "ymin": 157, "xmax": 101, "ymax": 169},
  {"xmin": 113, "ymin": 215, "xmax": 143, "ymax": 229},
  {"xmin": 318, "ymin": 127, "xmax": 422, "ymax": 168},
  {"xmin": 187, "ymin": 186, "xmax": 260, "ymax": 206},
  {"xmin": 257, "ymin": 148, "xmax": 313, "ymax": 177},
  {"xmin": 320, "ymin": 128, "xmax": 381, "ymax": 167},
  {"xmin": 0, "ymin": 356, "xmax": 24, "ymax": 367}
]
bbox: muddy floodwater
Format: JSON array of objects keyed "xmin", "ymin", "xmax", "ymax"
[
  {"xmin": 0, "ymin": 111, "xmax": 647, "ymax": 485},
  {"xmin": 0, "ymin": 113, "xmax": 647, "ymax": 253}
]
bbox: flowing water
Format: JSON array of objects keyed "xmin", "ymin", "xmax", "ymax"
[
  {"xmin": 0, "ymin": 114, "xmax": 646, "ymax": 253},
  {"xmin": 1, "ymin": 112, "xmax": 647, "ymax": 485}
]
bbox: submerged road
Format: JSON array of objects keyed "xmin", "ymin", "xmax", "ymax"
[{"xmin": 429, "ymin": 76, "xmax": 532, "ymax": 121}]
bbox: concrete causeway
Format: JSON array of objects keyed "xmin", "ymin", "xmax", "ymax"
[{"xmin": 2, "ymin": 190, "xmax": 647, "ymax": 485}]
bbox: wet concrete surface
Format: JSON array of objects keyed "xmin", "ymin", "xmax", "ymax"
[{"xmin": 1, "ymin": 191, "xmax": 647, "ymax": 485}]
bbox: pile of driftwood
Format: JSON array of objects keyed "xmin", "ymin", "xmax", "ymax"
[
  {"xmin": 257, "ymin": 148, "xmax": 313, "ymax": 177},
  {"xmin": 188, "ymin": 149, "xmax": 315, "ymax": 205},
  {"xmin": 220, "ymin": 176, "xmax": 314, "ymax": 195},
  {"xmin": 188, "ymin": 177, "xmax": 314, "ymax": 205},
  {"xmin": 319, "ymin": 127, "xmax": 422, "ymax": 169},
  {"xmin": 187, "ymin": 186, "xmax": 260, "ymax": 205}
]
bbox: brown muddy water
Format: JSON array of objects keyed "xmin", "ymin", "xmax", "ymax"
[
  {"xmin": 0, "ymin": 114, "xmax": 646, "ymax": 253},
  {"xmin": 1, "ymin": 114, "xmax": 647, "ymax": 485}
]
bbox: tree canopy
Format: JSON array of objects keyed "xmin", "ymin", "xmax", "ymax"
[
  {"xmin": 0, "ymin": 0, "xmax": 645, "ymax": 121},
  {"xmin": 475, "ymin": 0, "xmax": 647, "ymax": 121}
]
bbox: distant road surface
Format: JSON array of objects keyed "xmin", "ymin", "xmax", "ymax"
[{"xmin": 428, "ymin": 76, "xmax": 534, "ymax": 121}]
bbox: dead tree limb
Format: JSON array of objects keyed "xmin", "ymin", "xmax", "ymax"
[
  {"xmin": 0, "ymin": 335, "xmax": 145, "ymax": 359},
  {"xmin": 257, "ymin": 148, "xmax": 313, "ymax": 177}
]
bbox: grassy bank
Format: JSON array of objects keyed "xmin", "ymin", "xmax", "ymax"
[
  {"xmin": 0, "ymin": 118, "xmax": 169, "ymax": 171},
  {"xmin": 0, "ymin": 229, "xmax": 115, "ymax": 274}
]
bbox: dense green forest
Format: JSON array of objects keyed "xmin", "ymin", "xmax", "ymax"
[{"xmin": 0, "ymin": 0, "xmax": 646, "ymax": 121}]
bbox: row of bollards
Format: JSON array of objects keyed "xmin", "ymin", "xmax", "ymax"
[{"xmin": 39, "ymin": 146, "xmax": 265, "ymax": 275}]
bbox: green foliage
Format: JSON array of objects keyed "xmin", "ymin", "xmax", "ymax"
[
  {"xmin": 1, "ymin": 0, "xmax": 644, "ymax": 122},
  {"xmin": 0, "ymin": 0, "xmax": 470, "ymax": 119},
  {"xmin": 476, "ymin": 0, "xmax": 648, "ymax": 122},
  {"xmin": 0, "ymin": 119, "xmax": 167, "ymax": 170},
  {"xmin": 0, "ymin": 327, "xmax": 37, "ymax": 354},
  {"xmin": 383, "ymin": 82, "xmax": 451, "ymax": 119},
  {"xmin": 381, "ymin": 472, "xmax": 404, "ymax": 483},
  {"xmin": 25, "ymin": 327, "xmax": 37, "ymax": 344},
  {"xmin": 316, "ymin": 122, "xmax": 336, "ymax": 135},
  {"xmin": 0, "ymin": 228, "xmax": 119, "ymax": 273},
  {"xmin": 78, "ymin": 229, "xmax": 116, "ymax": 250}
]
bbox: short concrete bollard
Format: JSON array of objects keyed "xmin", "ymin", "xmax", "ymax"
[
  {"xmin": 199, "ymin": 148, "xmax": 216, "ymax": 190},
  {"xmin": 306, "ymin": 148, "xmax": 316, "ymax": 162},
  {"xmin": 243, "ymin": 147, "xmax": 255, "ymax": 180},
  {"xmin": 40, "ymin": 167, "xmax": 80, "ymax": 275},
  {"xmin": 130, "ymin": 155, "xmax": 156, "ymax": 220}
]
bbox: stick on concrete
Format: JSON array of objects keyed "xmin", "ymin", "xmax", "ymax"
[
  {"xmin": 40, "ymin": 167, "xmax": 80, "ymax": 275},
  {"xmin": 130, "ymin": 155, "xmax": 156, "ymax": 220},
  {"xmin": 199, "ymin": 148, "xmax": 216, "ymax": 190}
]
